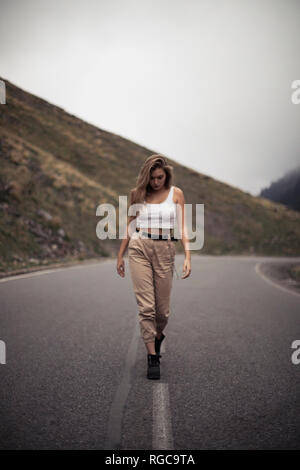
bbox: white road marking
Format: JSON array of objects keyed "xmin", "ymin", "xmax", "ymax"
[
  {"xmin": 0, "ymin": 268, "xmax": 67, "ymax": 282},
  {"xmin": 104, "ymin": 318, "xmax": 140, "ymax": 449},
  {"xmin": 255, "ymin": 262, "xmax": 300, "ymax": 298},
  {"xmin": 152, "ymin": 382, "xmax": 174, "ymax": 450},
  {"xmin": 0, "ymin": 260, "xmax": 111, "ymax": 283}
]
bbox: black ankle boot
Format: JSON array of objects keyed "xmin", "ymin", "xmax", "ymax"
[
  {"xmin": 155, "ymin": 332, "xmax": 165, "ymax": 355},
  {"xmin": 147, "ymin": 353, "xmax": 161, "ymax": 380}
]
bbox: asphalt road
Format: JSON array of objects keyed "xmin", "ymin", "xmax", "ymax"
[{"xmin": 0, "ymin": 254, "xmax": 299, "ymax": 450}]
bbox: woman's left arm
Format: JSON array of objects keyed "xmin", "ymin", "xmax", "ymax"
[{"xmin": 176, "ymin": 188, "xmax": 191, "ymax": 279}]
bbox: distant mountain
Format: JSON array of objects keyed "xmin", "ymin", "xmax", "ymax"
[
  {"xmin": 0, "ymin": 77, "xmax": 300, "ymax": 274},
  {"xmin": 259, "ymin": 167, "xmax": 300, "ymax": 213}
]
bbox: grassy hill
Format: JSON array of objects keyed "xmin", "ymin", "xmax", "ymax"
[{"xmin": 0, "ymin": 77, "xmax": 300, "ymax": 275}]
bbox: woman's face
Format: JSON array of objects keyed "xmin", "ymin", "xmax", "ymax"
[{"xmin": 149, "ymin": 167, "xmax": 166, "ymax": 190}]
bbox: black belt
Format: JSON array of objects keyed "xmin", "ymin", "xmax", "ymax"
[{"xmin": 136, "ymin": 228, "xmax": 178, "ymax": 242}]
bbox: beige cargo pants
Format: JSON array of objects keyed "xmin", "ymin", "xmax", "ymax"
[{"xmin": 128, "ymin": 230, "xmax": 176, "ymax": 344}]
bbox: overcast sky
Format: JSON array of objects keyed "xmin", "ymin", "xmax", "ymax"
[{"xmin": 1, "ymin": 0, "xmax": 299, "ymax": 196}]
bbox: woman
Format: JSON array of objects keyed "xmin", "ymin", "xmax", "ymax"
[{"xmin": 116, "ymin": 154, "xmax": 191, "ymax": 379}]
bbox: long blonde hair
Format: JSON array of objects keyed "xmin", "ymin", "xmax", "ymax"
[{"xmin": 130, "ymin": 154, "xmax": 174, "ymax": 209}]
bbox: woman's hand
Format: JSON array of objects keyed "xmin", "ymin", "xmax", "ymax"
[
  {"xmin": 117, "ymin": 256, "xmax": 125, "ymax": 277},
  {"xmin": 182, "ymin": 257, "xmax": 191, "ymax": 279}
]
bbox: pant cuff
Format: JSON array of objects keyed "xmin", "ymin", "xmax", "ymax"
[{"xmin": 143, "ymin": 338, "xmax": 156, "ymax": 344}]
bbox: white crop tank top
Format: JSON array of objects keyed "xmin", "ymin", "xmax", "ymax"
[{"xmin": 136, "ymin": 185, "xmax": 177, "ymax": 229}]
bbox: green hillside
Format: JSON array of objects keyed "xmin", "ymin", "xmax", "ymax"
[{"xmin": 0, "ymin": 77, "xmax": 300, "ymax": 275}]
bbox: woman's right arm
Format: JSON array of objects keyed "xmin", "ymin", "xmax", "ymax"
[
  {"xmin": 118, "ymin": 215, "xmax": 135, "ymax": 258},
  {"xmin": 116, "ymin": 215, "xmax": 136, "ymax": 277}
]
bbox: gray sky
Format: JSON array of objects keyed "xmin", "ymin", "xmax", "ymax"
[{"xmin": 1, "ymin": 0, "xmax": 299, "ymax": 196}]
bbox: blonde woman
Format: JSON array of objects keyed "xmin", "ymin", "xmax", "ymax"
[{"xmin": 117, "ymin": 155, "xmax": 191, "ymax": 379}]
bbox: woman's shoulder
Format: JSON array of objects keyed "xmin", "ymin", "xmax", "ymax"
[
  {"xmin": 173, "ymin": 186, "xmax": 184, "ymax": 203},
  {"xmin": 129, "ymin": 188, "xmax": 139, "ymax": 206}
]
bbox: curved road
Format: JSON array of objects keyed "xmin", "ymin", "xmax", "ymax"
[{"xmin": 0, "ymin": 255, "xmax": 299, "ymax": 450}]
